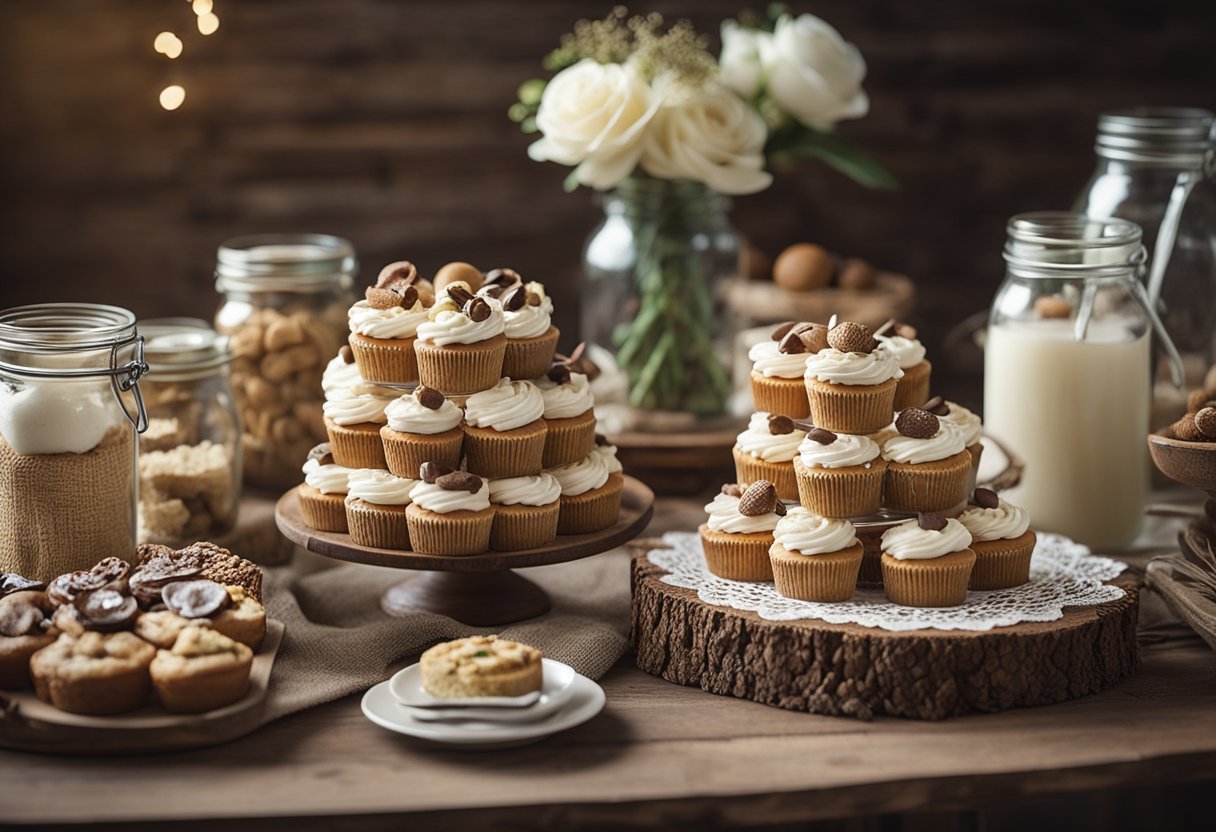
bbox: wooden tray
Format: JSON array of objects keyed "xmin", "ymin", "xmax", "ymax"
[{"xmin": 0, "ymin": 619, "xmax": 285, "ymax": 755}]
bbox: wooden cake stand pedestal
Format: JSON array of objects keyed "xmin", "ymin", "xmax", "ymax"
[{"xmin": 275, "ymin": 476, "xmax": 655, "ymax": 626}]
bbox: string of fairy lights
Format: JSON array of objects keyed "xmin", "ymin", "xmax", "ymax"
[{"xmin": 153, "ymin": 0, "xmax": 221, "ymax": 110}]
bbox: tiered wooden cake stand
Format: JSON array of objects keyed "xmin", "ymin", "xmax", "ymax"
[{"xmin": 275, "ymin": 476, "xmax": 654, "ymax": 626}]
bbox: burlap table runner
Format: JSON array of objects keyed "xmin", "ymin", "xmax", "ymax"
[
  {"xmin": 1145, "ymin": 556, "xmax": 1216, "ymax": 653},
  {"xmin": 260, "ymin": 548, "xmax": 632, "ymax": 722}
]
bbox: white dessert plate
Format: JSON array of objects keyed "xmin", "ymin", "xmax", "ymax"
[
  {"xmin": 361, "ymin": 671, "xmax": 605, "ymax": 749},
  {"xmin": 388, "ymin": 657, "xmax": 576, "ymax": 711}
]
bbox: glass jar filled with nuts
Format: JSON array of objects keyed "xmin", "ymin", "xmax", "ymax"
[
  {"xmin": 137, "ymin": 319, "xmax": 241, "ymax": 545},
  {"xmin": 214, "ymin": 234, "xmax": 356, "ymax": 490}
]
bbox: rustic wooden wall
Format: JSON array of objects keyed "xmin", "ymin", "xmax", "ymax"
[{"xmin": 1, "ymin": 0, "xmax": 1213, "ymax": 390}]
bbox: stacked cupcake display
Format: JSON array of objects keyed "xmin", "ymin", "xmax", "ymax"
[
  {"xmin": 707, "ymin": 318, "xmax": 1037, "ymax": 608},
  {"xmin": 293, "ymin": 260, "xmax": 625, "ymax": 555}
]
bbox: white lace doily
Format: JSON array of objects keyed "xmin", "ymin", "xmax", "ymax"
[{"xmin": 648, "ymin": 531, "xmax": 1127, "ymax": 632}]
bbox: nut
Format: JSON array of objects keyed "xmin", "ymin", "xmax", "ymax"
[
  {"xmin": 917, "ymin": 512, "xmax": 948, "ymax": 531},
  {"xmin": 1187, "ymin": 388, "xmax": 1215, "ymax": 413},
  {"xmin": 416, "ymin": 387, "xmax": 446, "ymax": 410},
  {"xmin": 465, "ymin": 297, "xmax": 492, "ymax": 322},
  {"xmin": 419, "ymin": 461, "xmax": 455, "ymax": 483},
  {"xmin": 264, "ymin": 317, "xmax": 306, "ymax": 352},
  {"xmin": 767, "ymin": 414, "xmax": 796, "ymax": 435},
  {"xmin": 434, "ymin": 262, "xmax": 483, "ymax": 293},
  {"xmin": 796, "ymin": 322, "xmax": 830, "ymax": 353},
  {"xmin": 895, "ymin": 407, "xmax": 940, "ymax": 439},
  {"xmin": 777, "ymin": 330, "xmax": 807, "ymax": 355},
  {"xmin": 737, "ymin": 480, "xmax": 778, "ymax": 516},
  {"xmin": 971, "ymin": 488, "xmax": 1000, "ymax": 509},
  {"xmin": 1196, "ymin": 407, "xmax": 1216, "ymax": 439},
  {"xmin": 435, "ymin": 471, "xmax": 483, "ymax": 494},
  {"xmin": 365, "ymin": 287, "xmax": 403, "ymax": 310},
  {"xmin": 720, "ymin": 483, "xmax": 743, "ymax": 497},
  {"xmin": 827, "ymin": 321, "xmax": 877, "ymax": 354},
  {"xmin": 504, "ymin": 285, "xmax": 528, "ymax": 312},
  {"xmin": 920, "ymin": 396, "xmax": 950, "ymax": 417},
  {"xmin": 1034, "ymin": 295, "xmax": 1072, "ymax": 319},
  {"xmin": 770, "ymin": 321, "xmax": 797, "ymax": 341},
  {"xmin": 484, "ymin": 268, "xmax": 522, "ymax": 289},
  {"xmin": 807, "ymin": 427, "xmax": 837, "ymax": 445},
  {"xmin": 1172, "ymin": 413, "xmax": 1204, "ymax": 441},
  {"xmin": 837, "ymin": 257, "xmax": 875, "ymax": 291},
  {"xmin": 773, "ymin": 243, "xmax": 834, "ymax": 292},
  {"xmin": 376, "ymin": 261, "xmax": 418, "ymax": 290}
]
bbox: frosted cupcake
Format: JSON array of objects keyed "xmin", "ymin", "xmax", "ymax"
[
  {"xmin": 698, "ymin": 481, "xmax": 784, "ymax": 582},
  {"xmin": 958, "ymin": 488, "xmax": 1036, "ymax": 590},
  {"xmin": 880, "ymin": 407, "xmax": 971, "ymax": 514},
  {"xmin": 592, "ymin": 434, "xmax": 624, "ymax": 487},
  {"xmin": 875, "ymin": 321, "xmax": 931, "ymax": 412},
  {"xmin": 347, "ymin": 282, "xmax": 429, "ymax": 385},
  {"xmin": 536, "ymin": 364, "xmax": 597, "ymax": 468},
  {"xmin": 748, "ymin": 322, "xmax": 822, "ymax": 419},
  {"xmin": 768, "ymin": 507, "xmax": 863, "ymax": 601},
  {"xmin": 804, "ymin": 321, "xmax": 903, "ymax": 434},
  {"xmin": 414, "ymin": 288, "xmax": 506, "ymax": 394},
  {"xmin": 880, "ymin": 513, "xmax": 976, "ymax": 607},
  {"xmin": 344, "ymin": 468, "xmax": 418, "ymax": 550},
  {"xmin": 487, "ymin": 473, "xmax": 561, "ymax": 551},
  {"xmin": 322, "ymin": 383, "xmax": 394, "ymax": 469},
  {"xmin": 929, "ymin": 397, "xmax": 984, "ymax": 489},
  {"xmin": 380, "ymin": 386, "xmax": 464, "ymax": 479},
  {"xmin": 462, "ymin": 378, "xmax": 547, "ymax": 478},
  {"xmin": 296, "ymin": 443, "xmax": 353, "ymax": 532},
  {"xmin": 732, "ymin": 411, "xmax": 805, "ymax": 502},
  {"xmin": 321, "ymin": 346, "xmax": 363, "ymax": 396},
  {"xmin": 547, "ymin": 449, "xmax": 622, "ymax": 534},
  {"xmin": 793, "ymin": 427, "xmax": 886, "ymax": 518},
  {"xmin": 496, "ymin": 279, "xmax": 560, "ymax": 380},
  {"xmin": 405, "ymin": 463, "xmax": 494, "ymax": 556}
]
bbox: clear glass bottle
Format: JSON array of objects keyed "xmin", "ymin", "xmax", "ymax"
[
  {"xmin": 214, "ymin": 234, "xmax": 356, "ymax": 491},
  {"xmin": 984, "ymin": 213, "xmax": 1180, "ymax": 550},
  {"xmin": 0, "ymin": 303, "xmax": 148, "ymax": 579},
  {"xmin": 137, "ymin": 318, "xmax": 242, "ymax": 546}
]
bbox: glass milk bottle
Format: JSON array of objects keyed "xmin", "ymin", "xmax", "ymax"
[{"xmin": 984, "ymin": 213, "xmax": 1180, "ymax": 551}]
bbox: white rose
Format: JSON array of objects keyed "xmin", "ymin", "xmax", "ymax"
[
  {"xmin": 761, "ymin": 14, "xmax": 869, "ymax": 131},
  {"xmin": 527, "ymin": 59, "xmax": 660, "ymax": 190},
  {"xmin": 718, "ymin": 21, "xmax": 769, "ymax": 99},
  {"xmin": 640, "ymin": 85, "xmax": 772, "ymax": 195}
]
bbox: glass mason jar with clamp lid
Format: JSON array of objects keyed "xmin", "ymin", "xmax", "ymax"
[
  {"xmin": 137, "ymin": 318, "xmax": 242, "ymax": 546},
  {"xmin": 214, "ymin": 234, "xmax": 356, "ymax": 491},
  {"xmin": 0, "ymin": 303, "xmax": 149, "ymax": 580}
]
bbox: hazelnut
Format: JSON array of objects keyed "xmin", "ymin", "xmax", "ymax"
[
  {"xmin": 434, "ymin": 262, "xmax": 483, "ymax": 293},
  {"xmin": 773, "ymin": 244, "xmax": 834, "ymax": 292}
]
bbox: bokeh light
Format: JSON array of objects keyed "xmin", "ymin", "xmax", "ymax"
[
  {"xmin": 153, "ymin": 31, "xmax": 183, "ymax": 59},
  {"xmin": 197, "ymin": 12, "xmax": 220, "ymax": 35},
  {"xmin": 159, "ymin": 85, "xmax": 186, "ymax": 110}
]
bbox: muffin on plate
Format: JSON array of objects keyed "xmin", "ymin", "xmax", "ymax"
[
  {"xmin": 380, "ymin": 386, "xmax": 465, "ymax": 479},
  {"xmin": 958, "ymin": 488, "xmax": 1036, "ymax": 590},
  {"xmin": 536, "ymin": 361, "xmax": 597, "ymax": 468},
  {"xmin": 490, "ymin": 276, "xmax": 561, "ymax": 380},
  {"xmin": 30, "ymin": 631, "xmax": 156, "ymax": 715},
  {"xmin": 405, "ymin": 464, "xmax": 495, "ymax": 556},
  {"xmin": 297, "ymin": 443, "xmax": 354, "ymax": 532},
  {"xmin": 547, "ymin": 449, "xmax": 623, "ymax": 534},
  {"xmin": 347, "ymin": 271, "xmax": 429, "ymax": 384},
  {"xmin": 803, "ymin": 321, "xmax": 903, "ymax": 434},
  {"xmin": 768, "ymin": 507, "xmax": 863, "ymax": 602},
  {"xmin": 414, "ymin": 288, "xmax": 506, "ymax": 394},
  {"xmin": 732, "ymin": 412, "xmax": 805, "ymax": 502},
  {"xmin": 420, "ymin": 635, "xmax": 542, "ymax": 699},
  {"xmin": 159, "ymin": 579, "xmax": 267, "ymax": 651},
  {"xmin": 461, "ymin": 378, "xmax": 548, "ymax": 479},
  {"xmin": 698, "ymin": 481, "xmax": 785, "ymax": 582},
  {"xmin": 880, "ymin": 513, "xmax": 976, "ymax": 607},
  {"xmin": 880, "ymin": 407, "xmax": 972, "ymax": 514},
  {"xmin": 793, "ymin": 427, "xmax": 886, "ymax": 518},
  {"xmin": 876, "ymin": 320, "xmax": 931, "ymax": 412},
  {"xmin": 322, "ymin": 382, "xmax": 395, "ymax": 470},
  {"xmin": 748, "ymin": 322, "xmax": 821, "ymax": 419},
  {"xmin": 150, "ymin": 625, "xmax": 253, "ymax": 714},
  {"xmin": 344, "ymin": 468, "xmax": 419, "ymax": 550},
  {"xmin": 0, "ymin": 588, "xmax": 58, "ymax": 689},
  {"xmin": 930, "ymin": 397, "xmax": 984, "ymax": 490},
  {"xmin": 487, "ymin": 473, "xmax": 562, "ymax": 551}
]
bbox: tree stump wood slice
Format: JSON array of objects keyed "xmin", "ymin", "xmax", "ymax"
[{"xmin": 630, "ymin": 554, "xmax": 1139, "ymax": 720}]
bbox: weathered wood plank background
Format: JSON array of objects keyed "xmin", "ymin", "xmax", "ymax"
[{"xmin": 1, "ymin": 0, "xmax": 1212, "ymax": 380}]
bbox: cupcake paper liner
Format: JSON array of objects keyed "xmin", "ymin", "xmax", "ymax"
[
  {"xmin": 405, "ymin": 504, "xmax": 494, "ymax": 556},
  {"xmin": 892, "ymin": 360, "xmax": 932, "ymax": 412},
  {"xmin": 750, "ymin": 371, "xmax": 811, "ymax": 420},
  {"xmin": 541, "ymin": 410, "xmax": 597, "ymax": 468},
  {"xmin": 732, "ymin": 448, "xmax": 798, "ymax": 502},
  {"xmin": 380, "ymin": 425, "xmax": 464, "ymax": 479},
  {"xmin": 297, "ymin": 484, "xmax": 349, "ymax": 533},
  {"xmin": 857, "ymin": 529, "xmax": 885, "ymax": 587},
  {"xmin": 769, "ymin": 542, "xmax": 863, "ymax": 602},
  {"xmin": 462, "ymin": 420, "xmax": 547, "ymax": 479},
  {"xmin": 490, "ymin": 501, "xmax": 560, "ymax": 551},
  {"xmin": 348, "ymin": 333, "xmax": 419, "ymax": 385},
  {"xmin": 557, "ymin": 478, "xmax": 623, "ymax": 535},
  {"xmin": 698, "ymin": 525, "xmax": 774, "ymax": 582},
  {"xmin": 881, "ymin": 549, "xmax": 976, "ymax": 607},
  {"xmin": 345, "ymin": 499, "xmax": 410, "ymax": 550},
  {"xmin": 793, "ymin": 457, "xmax": 887, "ymax": 518},
  {"xmin": 325, "ymin": 417, "xmax": 388, "ymax": 469},
  {"xmin": 502, "ymin": 326, "xmax": 560, "ymax": 381},
  {"xmin": 414, "ymin": 334, "xmax": 507, "ymax": 395},
  {"xmin": 969, "ymin": 529, "xmax": 1036, "ymax": 590},
  {"xmin": 805, "ymin": 377, "xmax": 898, "ymax": 434},
  {"xmin": 883, "ymin": 450, "xmax": 972, "ymax": 514}
]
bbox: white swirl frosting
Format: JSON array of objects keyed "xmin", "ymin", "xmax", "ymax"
[
  {"xmin": 409, "ymin": 477, "xmax": 491, "ymax": 513},
  {"xmin": 536, "ymin": 372, "xmax": 595, "ymax": 419},
  {"xmin": 773, "ymin": 507, "xmax": 858, "ymax": 555},
  {"xmin": 959, "ymin": 500, "xmax": 1031, "ymax": 541},
  {"xmin": 416, "ymin": 298, "xmax": 505, "ymax": 346},
  {"xmin": 345, "ymin": 468, "xmax": 417, "ymax": 505},
  {"xmin": 881, "ymin": 421, "xmax": 967, "ymax": 464},
  {"xmin": 593, "ymin": 443, "xmax": 623, "ymax": 474},
  {"xmin": 881, "ymin": 517, "xmax": 973, "ymax": 560},
  {"xmin": 322, "ymin": 354, "xmax": 363, "ymax": 394},
  {"xmin": 498, "ymin": 283, "xmax": 554, "ymax": 340},
  {"xmin": 547, "ymin": 452, "xmax": 610, "ymax": 496},
  {"xmin": 875, "ymin": 334, "xmax": 926, "ymax": 369},
  {"xmin": 463, "ymin": 378, "xmax": 544, "ymax": 431},
  {"xmin": 748, "ymin": 340, "xmax": 809, "ymax": 379},
  {"xmin": 703, "ymin": 492, "xmax": 780, "ymax": 534},
  {"xmin": 941, "ymin": 400, "xmax": 983, "ymax": 447},
  {"xmin": 322, "ymin": 391, "xmax": 391, "ymax": 425},
  {"xmin": 488, "ymin": 473, "xmax": 561, "ymax": 507},
  {"xmin": 302, "ymin": 458, "xmax": 353, "ymax": 495},
  {"xmin": 734, "ymin": 411, "xmax": 804, "ymax": 462},
  {"xmin": 348, "ymin": 299, "xmax": 428, "ymax": 340},
  {"xmin": 385, "ymin": 393, "xmax": 463, "ymax": 435},
  {"xmin": 804, "ymin": 346, "xmax": 904, "ymax": 386},
  {"xmin": 797, "ymin": 432, "xmax": 880, "ymax": 469}
]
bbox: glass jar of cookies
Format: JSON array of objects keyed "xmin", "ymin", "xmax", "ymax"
[
  {"xmin": 137, "ymin": 319, "xmax": 242, "ymax": 545},
  {"xmin": 0, "ymin": 303, "xmax": 149, "ymax": 580},
  {"xmin": 214, "ymin": 234, "xmax": 356, "ymax": 490}
]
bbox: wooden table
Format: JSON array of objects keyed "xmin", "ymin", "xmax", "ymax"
[{"xmin": 2, "ymin": 499, "xmax": 1215, "ymax": 830}]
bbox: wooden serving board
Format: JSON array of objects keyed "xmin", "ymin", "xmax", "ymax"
[
  {"xmin": 630, "ymin": 556, "xmax": 1139, "ymax": 720},
  {"xmin": 0, "ymin": 620, "xmax": 284, "ymax": 755}
]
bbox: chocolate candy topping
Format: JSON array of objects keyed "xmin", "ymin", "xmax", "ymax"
[
  {"xmin": 738, "ymin": 481, "xmax": 778, "ymax": 516},
  {"xmin": 807, "ymin": 427, "xmax": 837, "ymax": 445},
  {"xmin": 129, "ymin": 551, "xmax": 204, "ymax": 607},
  {"xmin": 895, "ymin": 407, "xmax": 940, "ymax": 439},
  {"xmin": 778, "ymin": 330, "xmax": 807, "ymax": 355},
  {"xmin": 416, "ymin": 386, "xmax": 445, "ymax": 410},
  {"xmin": 1196, "ymin": 407, "xmax": 1216, "ymax": 440},
  {"xmin": 436, "ymin": 471, "xmax": 483, "ymax": 493},
  {"xmin": 307, "ymin": 442, "xmax": 334, "ymax": 465},
  {"xmin": 770, "ymin": 321, "xmax": 797, "ymax": 341},
  {"xmin": 594, "ymin": 433, "xmax": 610, "ymax": 447},
  {"xmin": 464, "ymin": 297, "xmax": 492, "ymax": 322},
  {"xmin": 774, "ymin": 500, "xmax": 788, "ymax": 516},
  {"xmin": 339, "ymin": 344, "xmax": 355, "ymax": 364},
  {"xmin": 376, "ymin": 261, "xmax": 418, "ymax": 290},
  {"xmin": 920, "ymin": 396, "xmax": 950, "ymax": 417},
  {"xmin": 75, "ymin": 588, "xmax": 139, "ymax": 631},
  {"xmin": 547, "ymin": 363, "xmax": 572, "ymax": 384},
  {"xmin": 394, "ymin": 284, "xmax": 420, "ymax": 308},
  {"xmin": 767, "ymin": 414, "xmax": 796, "ymax": 435},
  {"xmin": 446, "ymin": 285, "xmax": 475, "ymax": 307},
  {"xmin": 720, "ymin": 483, "xmax": 743, "ymax": 497},
  {"xmin": 47, "ymin": 558, "xmax": 130, "ymax": 607},
  {"xmin": 503, "ymin": 285, "xmax": 528, "ymax": 311},
  {"xmin": 972, "ymin": 488, "xmax": 1000, "ymax": 509},
  {"xmin": 798, "ymin": 322, "xmax": 830, "ymax": 353},
  {"xmin": 917, "ymin": 512, "xmax": 948, "ymax": 532},
  {"xmin": 826, "ymin": 321, "xmax": 877, "ymax": 354},
  {"xmin": 419, "ymin": 461, "xmax": 455, "ymax": 484},
  {"xmin": 365, "ymin": 286, "xmax": 403, "ymax": 310},
  {"xmin": 484, "ymin": 267, "xmax": 521, "ymax": 288},
  {"xmin": 162, "ymin": 580, "xmax": 231, "ymax": 619},
  {"xmin": 1, "ymin": 573, "xmax": 44, "ymax": 598},
  {"xmin": 0, "ymin": 593, "xmax": 49, "ymax": 638}
]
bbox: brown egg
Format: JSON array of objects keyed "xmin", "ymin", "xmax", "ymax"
[
  {"xmin": 837, "ymin": 257, "xmax": 876, "ymax": 291},
  {"xmin": 738, "ymin": 243, "xmax": 773, "ymax": 282},
  {"xmin": 773, "ymin": 243, "xmax": 834, "ymax": 292},
  {"xmin": 433, "ymin": 261, "xmax": 483, "ymax": 293}
]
